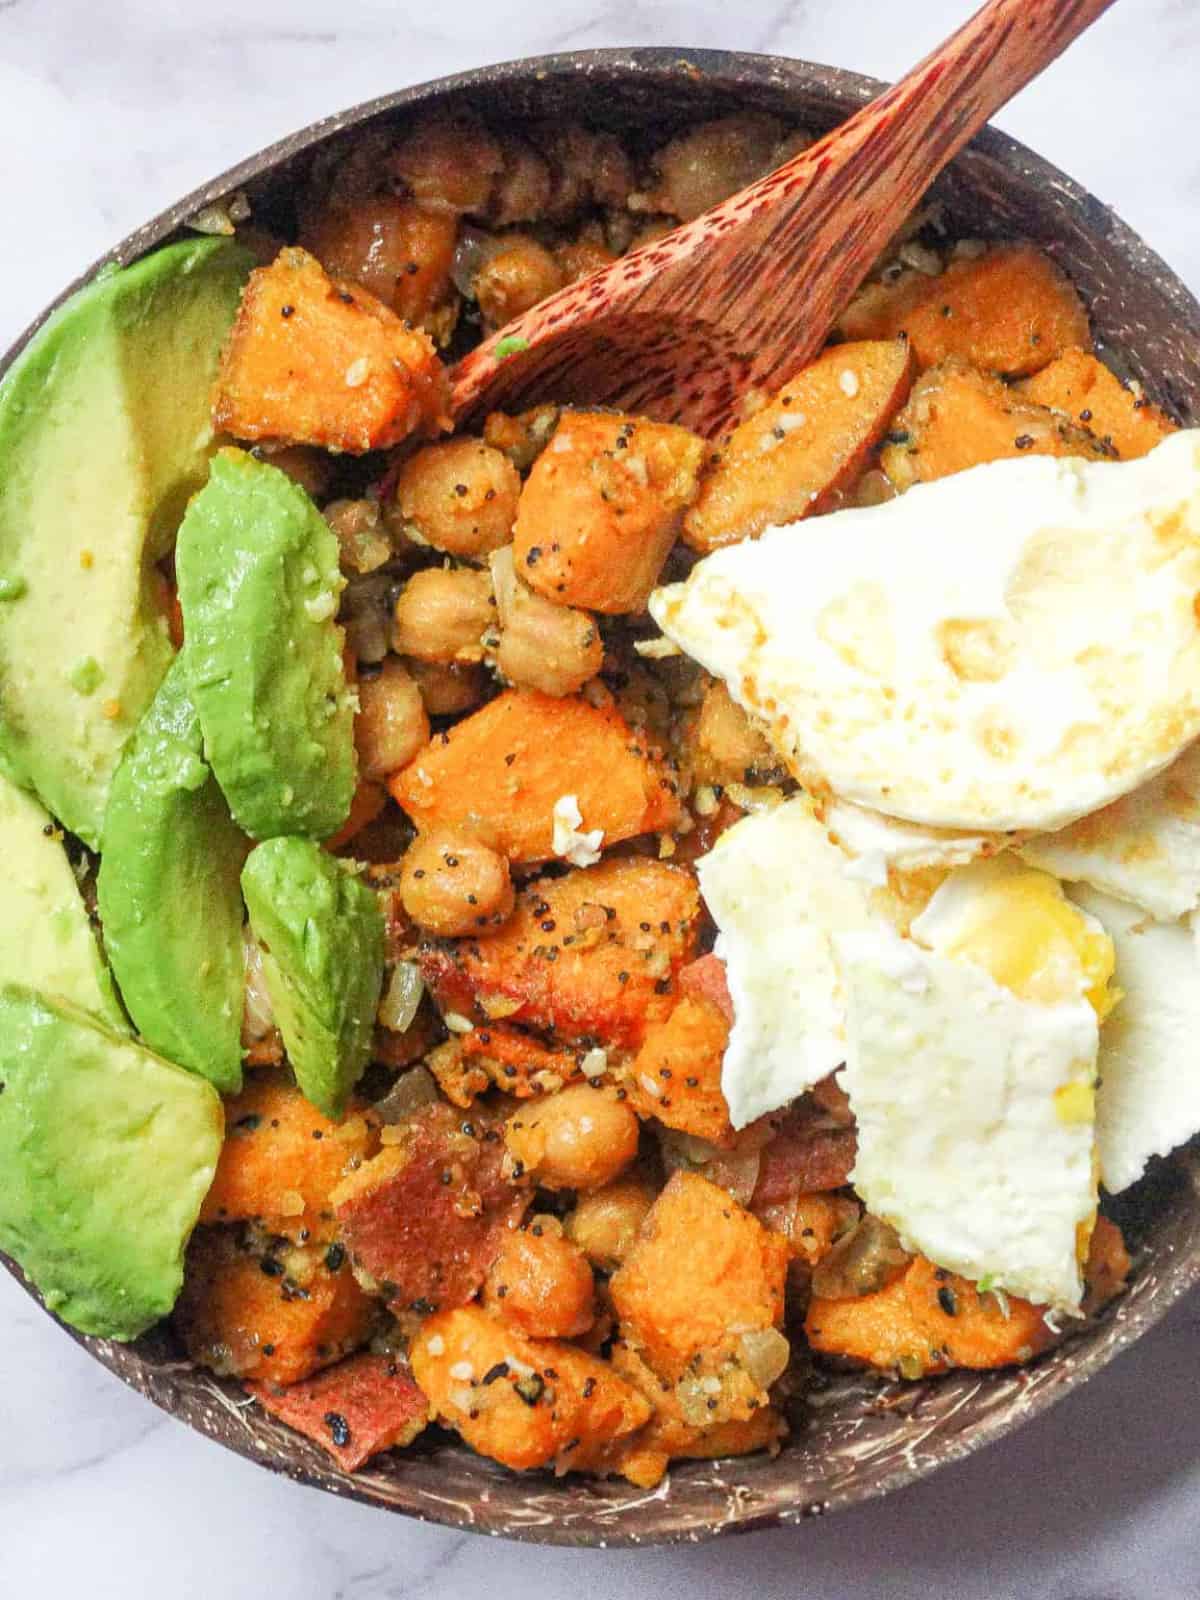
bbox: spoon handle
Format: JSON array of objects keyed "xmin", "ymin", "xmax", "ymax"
[{"xmin": 453, "ymin": 0, "xmax": 1117, "ymax": 427}]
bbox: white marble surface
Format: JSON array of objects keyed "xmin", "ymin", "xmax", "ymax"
[{"xmin": 3, "ymin": 1, "xmax": 1200, "ymax": 1594}]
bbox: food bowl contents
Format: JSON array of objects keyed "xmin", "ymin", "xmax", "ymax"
[{"xmin": 3, "ymin": 102, "xmax": 1197, "ymax": 1493}]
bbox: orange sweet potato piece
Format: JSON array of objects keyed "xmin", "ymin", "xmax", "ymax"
[
  {"xmin": 1081, "ymin": 1215, "xmax": 1131, "ymax": 1314},
  {"xmin": 837, "ymin": 242, "xmax": 1091, "ymax": 377},
  {"xmin": 627, "ymin": 995, "xmax": 733, "ymax": 1146},
  {"xmin": 611, "ymin": 1172, "xmax": 789, "ymax": 1400},
  {"xmin": 1016, "ymin": 346, "xmax": 1177, "ymax": 459},
  {"xmin": 324, "ymin": 778, "xmax": 388, "ymax": 853},
  {"xmin": 881, "ymin": 359, "xmax": 1111, "ymax": 490},
  {"xmin": 512, "ymin": 410, "xmax": 705, "ymax": 613},
  {"xmin": 805, "ymin": 1255, "xmax": 1055, "ymax": 1376},
  {"xmin": 462, "ymin": 1024, "xmax": 588, "ymax": 1098},
  {"xmin": 606, "ymin": 1341, "xmax": 785, "ymax": 1488},
  {"xmin": 248, "ymin": 1352, "xmax": 430, "ymax": 1472},
  {"xmin": 390, "ymin": 689, "xmax": 681, "ymax": 864},
  {"xmin": 212, "ymin": 247, "xmax": 450, "ymax": 453},
  {"xmin": 678, "ymin": 953, "xmax": 734, "ymax": 1023},
  {"xmin": 333, "ymin": 1102, "xmax": 527, "ymax": 1313},
  {"xmin": 200, "ymin": 1073, "xmax": 379, "ymax": 1241},
  {"xmin": 175, "ymin": 1229, "xmax": 378, "ymax": 1386},
  {"xmin": 419, "ymin": 856, "xmax": 702, "ymax": 1048},
  {"xmin": 411, "ymin": 1304, "xmax": 650, "ymax": 1473},
  {"xmin": 682, "ymin": 340, "xmax": 914, "ymax": 552}
]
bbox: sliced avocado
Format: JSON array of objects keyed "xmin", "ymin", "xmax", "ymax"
[
  {"xmin": 0, "ymin": 237, "xmax": 252, "ymax": 847},
  {"xmin": 96, "ymin": 656, "xmax": 247, "ymax": 1093},
  {"xmin": 0, "ymin": 985, "xmax": 223, "ymax": 1339},
  {"xmin": 176, "ymin": 449, "xmax": 355, "ymax": 840},
  {"xmin": 241, "ymin": 837, "xmax": 384, "ymax": 1119},
  {"xmin": 0, "ymin": 771, "xmax": 124, "ymax": 1030}
]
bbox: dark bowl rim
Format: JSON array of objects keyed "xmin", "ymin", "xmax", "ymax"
[{"xmin": 4, "ymin": 43, "xmax": 1200, "ymax": 1549}]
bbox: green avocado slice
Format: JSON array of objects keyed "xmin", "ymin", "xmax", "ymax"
[
  {"xmin": 241, "ymin": 837, "xmax": 384, "ymax": 1119},
  {"xmin": 0, "ymin": 986, "xmax": 224, "ymax": 1340},
  {"xmin": 176, "ymin": 449, "xmax": 356, "ymax": 841},
  {"xmin": 0, "ymin": 770, "xmax": 124, "ymax": 1030},
  {"xmin": 0, "ymin": 237, "xmax": 252, "ymax": 847},
  {"xmin": 96, "ymin": 656, "xmax": 247, "ymax": 1093}
]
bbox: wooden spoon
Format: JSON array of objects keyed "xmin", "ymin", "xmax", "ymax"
[{"xmin": 451, "ymin": 0, "xmax": 1117, "ymax": 434}]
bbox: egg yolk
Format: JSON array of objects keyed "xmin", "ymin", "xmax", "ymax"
[{"xmin": 934, "ymin": 865, "xmax": 1118, "ymax": 1019}]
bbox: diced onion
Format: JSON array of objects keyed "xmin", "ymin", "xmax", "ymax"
[{"xmin": 378, "ymin": 960, "xmax": 424, "ymax": 1034}]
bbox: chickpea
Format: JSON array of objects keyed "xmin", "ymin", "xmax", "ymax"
[
  {"xmin": 473, "ymin": 236, "xmax": 565, "ymax": 329},
  {"xmin": 565, "ymin": 1174, "xmax": 656, "ymax": 1272},
  {"xmin": 387, "ymin": 115, "xmax": 502, "ymax": 214},
  {"xmin": 632, "ymin": 115, "xmax": 782, "ymax": 222},
  {"xmin": 251, "ymin": 444, "xmax": 332, "ymax": 500},
  {"xmin": 483, "ymin": 1216, "xmax": 595, "ymax": 1338},
  {"xmin": 324, "ymin": 498, "xmax": 393, "ymax": 574},
  {"xmin": 354, "ymin": 658, "xmax": 430, "ymax": 779},
  {"xmin": 300, "ymin": 194, "xmax": 458, "ymax": 331},
  {"xmin": 555, "ymin": 235, "xmax": 617, "ymax": 283},
  {"xmin": 505, "ymin": 1084, "xmax": 640, "ymax": 1192},
  {"xmin": 391, "ymin": 567, "xmax": 494, "ymax": 663},
  {"xmin": 395, "ymin": 439, "xmax": 520, "ymax": 561},
  {"xmin": 488, "ymin": 133, "xmax": 552, "ymax": 226},
  {"xmin": 490, "ymin": 546, "xmax": 602, "ymax": 698},
  {"xmin": 404, "ymin": 658, "xmax": 486, "ymax": 717},
  {"xmin": 400, "ymin": 829, "xmax": 514, "ymax": 937}
]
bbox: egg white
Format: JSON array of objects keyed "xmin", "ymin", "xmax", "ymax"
[{"xmin": 651, "ymin": 431, "xmax": 1200, "ymax": 833}]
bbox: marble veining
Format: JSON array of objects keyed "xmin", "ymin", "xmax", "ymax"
[{"xmin": 2, "ymin": 1, "xmax": 1200, "ymax": 1595}]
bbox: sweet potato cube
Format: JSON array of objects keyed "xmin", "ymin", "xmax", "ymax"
[
  {"xmin": 1016, "ymin": 347, "xmax": 1177, "ymax": 459},
  {"xmin": 333, "ymin": 1103, "xmax": 527, "ymax": 1313},
  {"xmin": 837, "ymin": 243, "xmax": 1091, "ymax": 377},
  {"xmin": 607, "ymin": 1341, "xmax": 785, "ymax": 1488},
  {"xmin": 390, "ymin": 689, "xmax": 681, "ymax": 864},
  {"xmin": 682, "ymin": 340, "xmax": 913, "ymax": 552},
  {"xmin": 248, "ymin": 1352, "xmax": 430, "ymax": 1472},
  {"xmin": 627, "ymin": 995, "xmax": 733, "ymax": 1146},
  {"xmin": 805, "ymin": 1255, "xmax": 1054, "ymax": 1375},
  {"xmin": 200, "ymin": 1072, "xmax": 379, "ymax": 1241},
  {"xmin": 411, "ymin": 1304, "xmax": 650, "ymax": 1473},
  {"xmin": 881, "ymin": 359, "xmax": 1112, "ymax": 490},
  {"xmin": 461, "ymin": 1024, "xmax": 588, "ymax": 1098},
  {"xmin": 175, "ymin": 1229, "xmax": 377, "ymax": 1386},
  {"xmin": 212, "ymin": 247, "xmax": 449, "ymax": 453},
  {"xmin": 419, "ymin": 856, "xmax": 701, "ymax": 1048},
  {"xmin": 512, "ymin": 410, "xmax": 705, "ymax": 613},
  {"xmin": 677, "ymin": 953, "xmax": 734, "ymax": 1023},
  {"xmin": 611, "ymin": 1172, "xmax": 789, "ymax": 1393}
]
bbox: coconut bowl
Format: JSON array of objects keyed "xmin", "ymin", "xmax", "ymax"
[{"xmin": 4, "ymin": 45, "xmax": 1200, "ymax": 1548}]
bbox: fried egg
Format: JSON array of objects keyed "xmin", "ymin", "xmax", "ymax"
[
  {"xmin": 650, "ymin": 430, "xmax": 1200, "ymax": 832},
  {"xmin": 837, "ymin": 928, "xmax": 1098, "ymax": 1312},
  {"xmin": 1020, "ymin": 740, "xmax": 1200, "ymax": 921},
  {"xmin": 696, "ymin": 795, "xmax": 875, "ymax": 1128},
  {"xmin": 1069, "ymin": 886, "xmax": 1200, "ymax": 1194},
  {"xmin": 821, "ymin": 796, "xmax": 1009, "ymax": 885}
]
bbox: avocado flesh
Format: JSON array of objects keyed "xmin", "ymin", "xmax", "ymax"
[
  {"xmin": 0, "ymin": 986, "xmax": 223, "ymax": 1340},
  {"xmin": 0, "ymin": 237, "xmax": 252, "ymax": 847},
  {"xmin": 242, "ymin": 837, "xmax": 384, "ymax": 1119},
  {"xmin": 0, "ymin": 771, "xmax": 124, "ymax": 1030},
  {"xmin": 96, "ymin": 656, "xmax": 247, "ymax": 1093},
  {"xmin": 176, "ymin": 449, "xmax": 355, "ymax": 841}
]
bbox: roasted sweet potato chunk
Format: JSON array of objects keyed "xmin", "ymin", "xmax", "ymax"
[
  {"xmin": 677, "ymin": 952, "xmax": 733, "ymax": 1023},
  {"xmin": 200, "ymin": 1072, "xmax": 379, "ymax": 1241},
  {"xmin": 460, "ymin": 1024, "xmax": 589, "ymax": 1099},
  {"xmin": 390, "ymin": 689, "xmax": 681, "ymax": 864},
  {"xmin": 805, "ymin": 1254, "xmax": 1054, "ymax": 1375},
  {"xmin": 212, "ymin": 247, "xmax": 449, "ymax": 453},
  {"xmin": 682, "ymin": 340, "xmax": 913, "ymax": 552},
  {"xmin": 611, "ymin": 1172, "xmax": 789, "ymax": 1416},
  {"xmin": 175, "ymin": 1229, "xmax": 377, "ymax": 1386},
  {"xmin": 512, "ymin": 411, "xmax": 705, "ymax": 612},
  {"xmin": 410, "ymin": 1304, "xmax": 650, "ymax": 1473},
  {"xmin": 607, "ymin": 1341, "xmax": 786, "ymax": 1488},
  {"xmin": 837, "ymin": 243, "xmax": 1091, "ymax": 377},
  {"xmin": 628, "ymin": 995, "xmax": 733, "ymax": 1146},
  {"xmin": 332, "ymin": 1102, "xmax": 527, "ymax": 1313},
  {"xmin": 419, "ymin": 856, "xmax": 701, "ymax": 1048},
  {"xmin": 881, "ymin": 359, "xmax": 1111, "ymax": 490},
  {"xmin": 1016, "ymin": 346, "xmax": 1177, "ymax": 459},
  {"xmin": 248, "ymin": 1352, "xmax": 430, "ymax": 1472}
]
